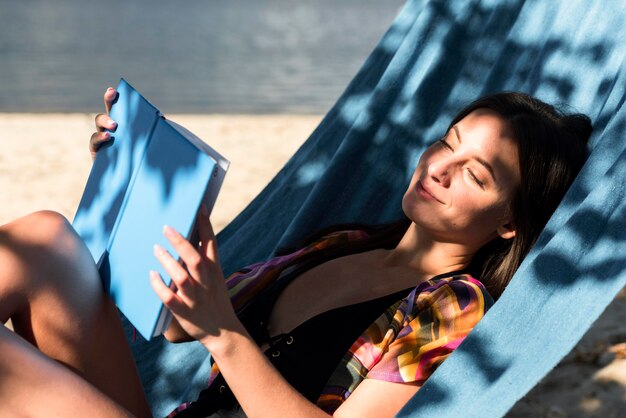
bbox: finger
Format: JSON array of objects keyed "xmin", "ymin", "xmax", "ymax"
[
  {"xmin": 89, "ymin": 131, "xmax": 113, "ymax": 161},
  {"xmin": 104, "ymin": 87, "xmax": 117, "ymax": 114},
  {"xmin": 197, "ymin": 205, "xmax": 220, "ymax": 264},
  {"xmin": 95, "ymin": 113, "xmax": 117, "ymax": 133},
  {"xmin": 153, "ymin": 244, "xmax": 196, "ymax": 306},
  {"xmin": 89, "ymin": 131, "xmax": 112, "ymax": 153},
  {"xmin": 150, "ymin": 270, "xmax": 189, "ymax": 314},
  {"xmin": 162, "ymin": 226, "xmax": 206, "ymax": 286}
]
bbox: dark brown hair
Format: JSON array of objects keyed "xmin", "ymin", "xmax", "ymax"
[
  {"xmin": 455, "ymin": 92, "xmax": 590, "ymax": 297},
  {"xmin": 281, "ymin": 92, "xmax": 591, "ymax": 299}
]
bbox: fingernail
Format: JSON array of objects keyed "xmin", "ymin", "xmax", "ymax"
[
  {"xmin": 200, "ymin": 204, "xmax": 209, "ymax": 217},
  {"xmin": 107, "ymin": 87, "xmax": 114, "ymax": 92},
  {"xmin": 149, "ymin": 270, "xmax": 159, "ymax": 280},
  {"xmin": 153, "ymin": 244, "xmax": 165, "ymax": 255},
  {"xmin": 107, "ymin": 119, "xmax": 116, "ymax": 127},
  {"xmin": 163, "ymin": 225, "xmax": 176, "ymax": 239}
]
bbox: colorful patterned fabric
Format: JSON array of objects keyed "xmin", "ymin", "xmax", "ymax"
[
  {"xmin": 317, "ymin": 272, "xmax": 492, "ymax": 413},
  {"xmin": 172, "ymin": 229, "xmax": 493, "ymax": 415}
]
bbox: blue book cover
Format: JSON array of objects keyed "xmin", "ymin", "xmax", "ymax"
[{"xmin": 73, "ymin": 79, "xmax": 229, "ymax": 340}]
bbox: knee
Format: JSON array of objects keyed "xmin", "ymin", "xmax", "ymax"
[
  {"xmin": 1, "ymin": 211, "xmax": 100, "ymax": 299},
  {"xmin": 5, "ymin": 211, "xmax": 75, "ymax": 249},
  {"xmin": 23, "ymin": 210, "xmax": 72, "ymax": 234},
  {"xmin": 0, "ymin": 212, "xmax": 72, "ymax": 306},
  {"xmin": 0, "ymin": 211, "xmax": 83, "ymax": 274}
]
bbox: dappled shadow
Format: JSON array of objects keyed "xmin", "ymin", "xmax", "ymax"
[
  {"xmin": 73, "ymin": 80, "xmax": 215, "ymax": 339},
  {"xmin": 72, "ymin": 81, "xmax": 157, "ymax": 263},
  {"xmin": 218, "ymin": 0, "xmax": 626, "ymax": 416},
  {"xmin": 218, "ymin": 0, "xmax": 625, "ymax": 272},
  {"xmin": 122, "ymin": 315, "xmax": 213, "ymax": 417},
  {"xmin": 112, "ymin": 0, "xmax": 626, "ymax": 415},
  {"xmin": 507, "ymin": 289, "xmax": 626, "ymax": 417},
  {"xmin": 74, "ymin": 80, "xmax": 207, "ymax": 263}
]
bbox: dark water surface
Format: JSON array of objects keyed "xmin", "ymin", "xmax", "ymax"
[{"xmin": 0, "ymin": 0, "xmax": 405, "ymax": 113}]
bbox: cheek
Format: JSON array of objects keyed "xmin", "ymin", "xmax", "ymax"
[
  {"xmin": 401, "ymin": 185, "xmax": 417, "ymax": 216},
  {"xmin": 468, "ymin": 202, "xmax": 512, "ymax": 231},
  {"xmin": 450, "ymin": 189, "xmax": 510, "ymax": 227},
  {"xmin": 404, "ymin": 161, "xmax": 424, "ymax": 196}
]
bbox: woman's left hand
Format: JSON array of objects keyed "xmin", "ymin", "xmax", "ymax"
[{"xmin": 150, "ymin": 205, "xmax": 243, "ymax": 352}]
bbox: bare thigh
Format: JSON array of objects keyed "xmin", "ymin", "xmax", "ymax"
[
  {"xmin": 0, "ymin": 324, "xmax": 134, "ymax": 417},
  {"xmin": 0, "ymin": 211, "xmax": 151, "ymax": 417}
]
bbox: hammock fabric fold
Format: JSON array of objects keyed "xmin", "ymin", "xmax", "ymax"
[{"xmin": 126, "ymin": 1, "xmax": 626, "ymax": 416}]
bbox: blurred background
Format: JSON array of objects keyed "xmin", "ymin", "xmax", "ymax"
[
  {"xmin": 0, "ymin": 0, "xmax": 404, "ymax": 227},
  {"xmin": 0, "ymin": 0, "xmax": 405, "ymax": 114},
  {"xmin": 2, "ymin": 2, "xmax": 625, "ymax": 416}
]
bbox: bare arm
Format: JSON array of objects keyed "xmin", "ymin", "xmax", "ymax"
[
  {"xmin": 150, "ymin": 206, "xmax": 418, "ymax": 418},
  {"xmin": 201, "ymin": 328, "xmax": 419, "ymax": 418},
  {"xmin": 334, "ymin": 379, "xmax": 419, "ymax": 418}
]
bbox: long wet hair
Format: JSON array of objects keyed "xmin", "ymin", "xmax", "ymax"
[{"xmin": 279, "ymin": 92, "xmax": 591, "ymax": 299}]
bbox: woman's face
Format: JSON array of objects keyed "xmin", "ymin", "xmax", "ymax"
[{"xmin": 402, "ymin": 109, "xmax": 521, "ymax": 248}]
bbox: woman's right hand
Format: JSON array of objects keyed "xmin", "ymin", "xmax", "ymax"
[{"xmin": 89, "ymin": 87, "xmax": 119, "ymax": 162}]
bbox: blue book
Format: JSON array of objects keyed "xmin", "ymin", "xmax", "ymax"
[{"xmin": 73, "ymin": 79, "xmax": 229, "ymax": 340}]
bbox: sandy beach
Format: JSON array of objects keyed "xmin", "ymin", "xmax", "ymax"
[
  {"xmin": 1, "ymin": 113, "xmax": 624, "ymax": 416},
  {"xmin": 0, "ymin": 113, "xmax": 322, "ymax": 230}
]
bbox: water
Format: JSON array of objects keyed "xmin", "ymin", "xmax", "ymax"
[{"xmin": 0, "ymin": 0, "xmax": 405, "ymax": 113}]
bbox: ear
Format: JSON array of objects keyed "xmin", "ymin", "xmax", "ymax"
[{"xmin": 497, "ymin": 221, "xmax": 516, "ymax": 240}]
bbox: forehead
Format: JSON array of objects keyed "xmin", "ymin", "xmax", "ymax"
[
  {"xmin": 453, "ymin": 109, "xmax": 521, "ymax": 189},
  {"xmin": 454, "ymin": 109, "xmax": 513, "ymax": 142}
]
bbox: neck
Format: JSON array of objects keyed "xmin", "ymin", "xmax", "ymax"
[{"xmin": 382, "ymin": 223, "xmax": 477, "ymax": 279}]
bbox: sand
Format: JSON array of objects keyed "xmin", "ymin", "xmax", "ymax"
[
  {"xmin": 0, "ymin": 113, "xmax": 322, "ymax": 230},
  {"xmin": 1, "ymin": 114, "xmax": 624, "ymax": 416}
]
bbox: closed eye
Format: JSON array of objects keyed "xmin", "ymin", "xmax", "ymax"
[
  {"xmin": 438, "ymin": 135, "xmax": 488, "ymax": 188},
  {"xmin": 467, "ymin": 169, "xmax": 485, "ymax": 188},
  {"xmin": 438, "ymin": 137, "xmax": 453, "ymax": 151}
]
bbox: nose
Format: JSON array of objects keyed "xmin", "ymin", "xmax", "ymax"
[{"xmin": 427, "ymin": 157, "xmax": 451, "ymax": 188}]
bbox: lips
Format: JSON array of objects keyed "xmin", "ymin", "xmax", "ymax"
[{"xmin": 416, "ymin": 180, "xmax": 444, "ymax": 204}]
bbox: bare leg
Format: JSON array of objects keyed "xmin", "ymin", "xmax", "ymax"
[
  {"xmin": 0, "ymin": 325, "xmax": 134, "ymax": 416},
  {"xmin": 0, "ymin": 211, "xmax": 151, "ymax": 417}
]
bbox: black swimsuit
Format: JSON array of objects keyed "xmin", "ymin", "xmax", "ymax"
[{"xmin": 174, "ymin": 255, "xmax": 413, "ymax": 417}]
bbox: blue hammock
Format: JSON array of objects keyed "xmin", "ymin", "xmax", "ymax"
[{"xmin": 127, "ymin": 1, "xmax": 626, "ymax": 416}]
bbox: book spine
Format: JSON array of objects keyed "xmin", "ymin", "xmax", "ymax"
[{"xmin": 104, "ymin": 114, "xmax": 162, "ymax": 251}]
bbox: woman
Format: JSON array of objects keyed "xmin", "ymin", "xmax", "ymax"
[{"xmin": 0, "ymin": 91, "xmax": 589, "ymax": 417}]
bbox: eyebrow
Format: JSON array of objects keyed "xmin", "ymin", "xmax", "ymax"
[{"xmin": 452, "ymin": 125, "xmax": 498, "ymax": 183}]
